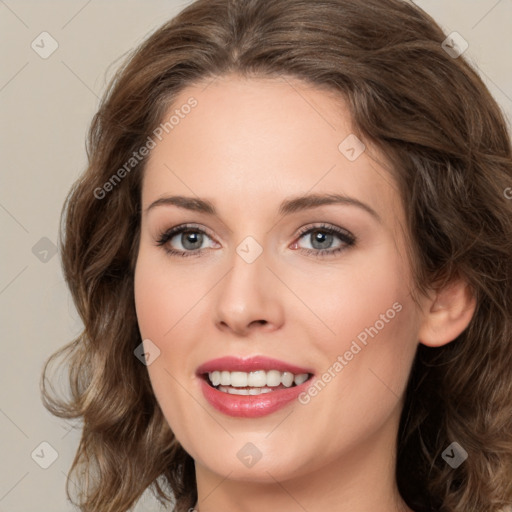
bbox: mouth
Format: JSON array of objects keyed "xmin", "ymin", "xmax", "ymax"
[
  {"xmin": 200, "ymin": 370, "xmax": 314, "ymax": 395},
  {"xmin": 195, "ymin": 356, "xmax": 316, "ymax": 417}
]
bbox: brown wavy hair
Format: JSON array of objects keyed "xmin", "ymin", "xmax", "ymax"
[{"xmin": 40, "ymin": 0, "xmax": 512, "ymax": 511}]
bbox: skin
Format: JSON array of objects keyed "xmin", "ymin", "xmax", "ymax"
[{"xmin": 134, "ymin": 74, "xmax": 476, "ymax": 512}]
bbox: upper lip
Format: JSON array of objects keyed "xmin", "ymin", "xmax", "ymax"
[{"xmin": 196, "ymin": 356, "xmax": 314, "ymax": 376}]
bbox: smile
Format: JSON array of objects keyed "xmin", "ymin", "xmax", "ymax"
[
  {"xmin": 206, "ymin": 370, "xmax": 310, "ymax": 394},
  {"xmin": 196, "ymin": 356, "xmax": 315, "ymax": 417}
]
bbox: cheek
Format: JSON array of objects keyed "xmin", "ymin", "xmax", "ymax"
[
  {"xmin": 134, "ymin": 246, "xmax": 202, "ymax": 340},
  {"xmin": 299, "ymin": 242, "xmax": 414, "ymax": 349},
  {"xmin": 294, "ymin": 266, "xmax": 419, "ymax": 457},
  {"xmin": 134, "ymin": 253, "xmax": 198, "ymax": 439},
  {"xmin": 308, "ymin": 242, "xmax": 419, "ymax": 397},
  {"xmin": 134, "ymin": 262, "xmax": 169, "ymax": 340}
]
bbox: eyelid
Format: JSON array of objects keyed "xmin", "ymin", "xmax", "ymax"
[
  {"xmin": 295, "ymin": 222, "xmax": 355, "ymax": 241},
  {"xmin": 157, "ymin": 222, "xmax": 216, "ymax": 240},
  {"xmin": 155, "ymin": 222, "xmax": 218, "ymax": 247}
]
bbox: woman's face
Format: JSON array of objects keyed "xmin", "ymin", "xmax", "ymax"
[{"xmin": 134, "ymin": 74, "xmax": 426, "ymax": 486}]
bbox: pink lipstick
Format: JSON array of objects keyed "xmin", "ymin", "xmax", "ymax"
[{"xmin": 196, "ymin": 356, "xmax": 314, "ymax": 418}]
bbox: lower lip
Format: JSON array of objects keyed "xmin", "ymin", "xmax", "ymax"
[{"xmin": 198, "ymin": 377, "xmax": 312, "ymax": 418}]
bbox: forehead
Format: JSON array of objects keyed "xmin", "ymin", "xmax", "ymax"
[{"xmin": 142, "ymin": 74, "xmax": 402, "ymax": 229}]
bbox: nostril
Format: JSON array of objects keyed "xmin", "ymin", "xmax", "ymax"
[{"xmin": 251, "ymin": 320, "xmax": 267, "ymax": 326}]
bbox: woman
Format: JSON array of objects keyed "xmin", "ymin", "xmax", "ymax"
[{"xmin": 40, "ymin": 0, "xmax": 512, "ymax": 511}]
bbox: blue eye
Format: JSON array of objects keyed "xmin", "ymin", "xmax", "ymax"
[
  {"xmin": 156, "ymin": 223, "xmax": 217, "ymax": 258},
  {"xmin": 293, "ymin": 223, "xmax": 356, "ymax": 257},
  {"xmin": 155, "ymin": 223, "xmax": 356, "ymax": 258}
]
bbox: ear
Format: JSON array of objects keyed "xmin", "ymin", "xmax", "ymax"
[{"xmin": 418, "ymin": 277, "xmax": 476, "ymax": 347}]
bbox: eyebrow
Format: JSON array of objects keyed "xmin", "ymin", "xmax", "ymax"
[{"xmin": 144, "ymin": 193, "xmax": 381, "ymax": 223}]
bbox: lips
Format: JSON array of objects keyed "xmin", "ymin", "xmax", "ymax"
[
  {"xmin": 196, "ymin": 355, "xmax": 314, "ymax": 375},
  {"xmin": 196, "ymin": 356, "xmax": 315, "ymax": 418}
]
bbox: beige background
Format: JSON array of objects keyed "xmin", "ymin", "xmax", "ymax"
[{"xmin": 1, "ymin": 1, "xmax": 511, "ymax": 510}]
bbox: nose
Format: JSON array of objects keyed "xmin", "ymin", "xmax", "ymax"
[{"xmin": 213, "ymin": 244, "xmax": 285, "ymax": 337}]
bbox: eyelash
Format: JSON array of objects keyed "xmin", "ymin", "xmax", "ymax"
[{"xmin": 155, "ymin": 223, "xmax": 356, "ymax": 258}]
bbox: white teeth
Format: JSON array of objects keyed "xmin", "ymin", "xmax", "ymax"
[
  {"xmin": 247, "ymin": 370, "xmax": 266, "ymax": 387},
  {"xmin": 266, "ymin": 370, "xmax": 281, "ymax": 387},
  {"xmin": 219, "ymin": 385, "xmax": 274, "ymax": 395},
  {"xmin": 293, "ymin": 373, "xmax": 308, "ymax": 385},
  {"xmin": 207, "ymin": 370, "xmax": 310, "ymax": 388},
  {"xmin": 210, "ymin": 371, "xmax": 221, "ymax": 386},
  {"xmin": 281, "ymin": 372, "xmax": 294, "ymax": 387},
  {"xmin": 230, "ymin": 371, "xmax": 248, "ymax": 387}
]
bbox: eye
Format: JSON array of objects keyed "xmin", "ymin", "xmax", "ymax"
[
  {"xmin": 292, "ymin": 223, "xmax": 356, "ymax": 257},
  {"xmin": 155, "ymin": 222, "xmax": 356, "ymax": 258},
  {"xmin": 155, "ymin": 224, "xmax": 218, "ymax": 258}
]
